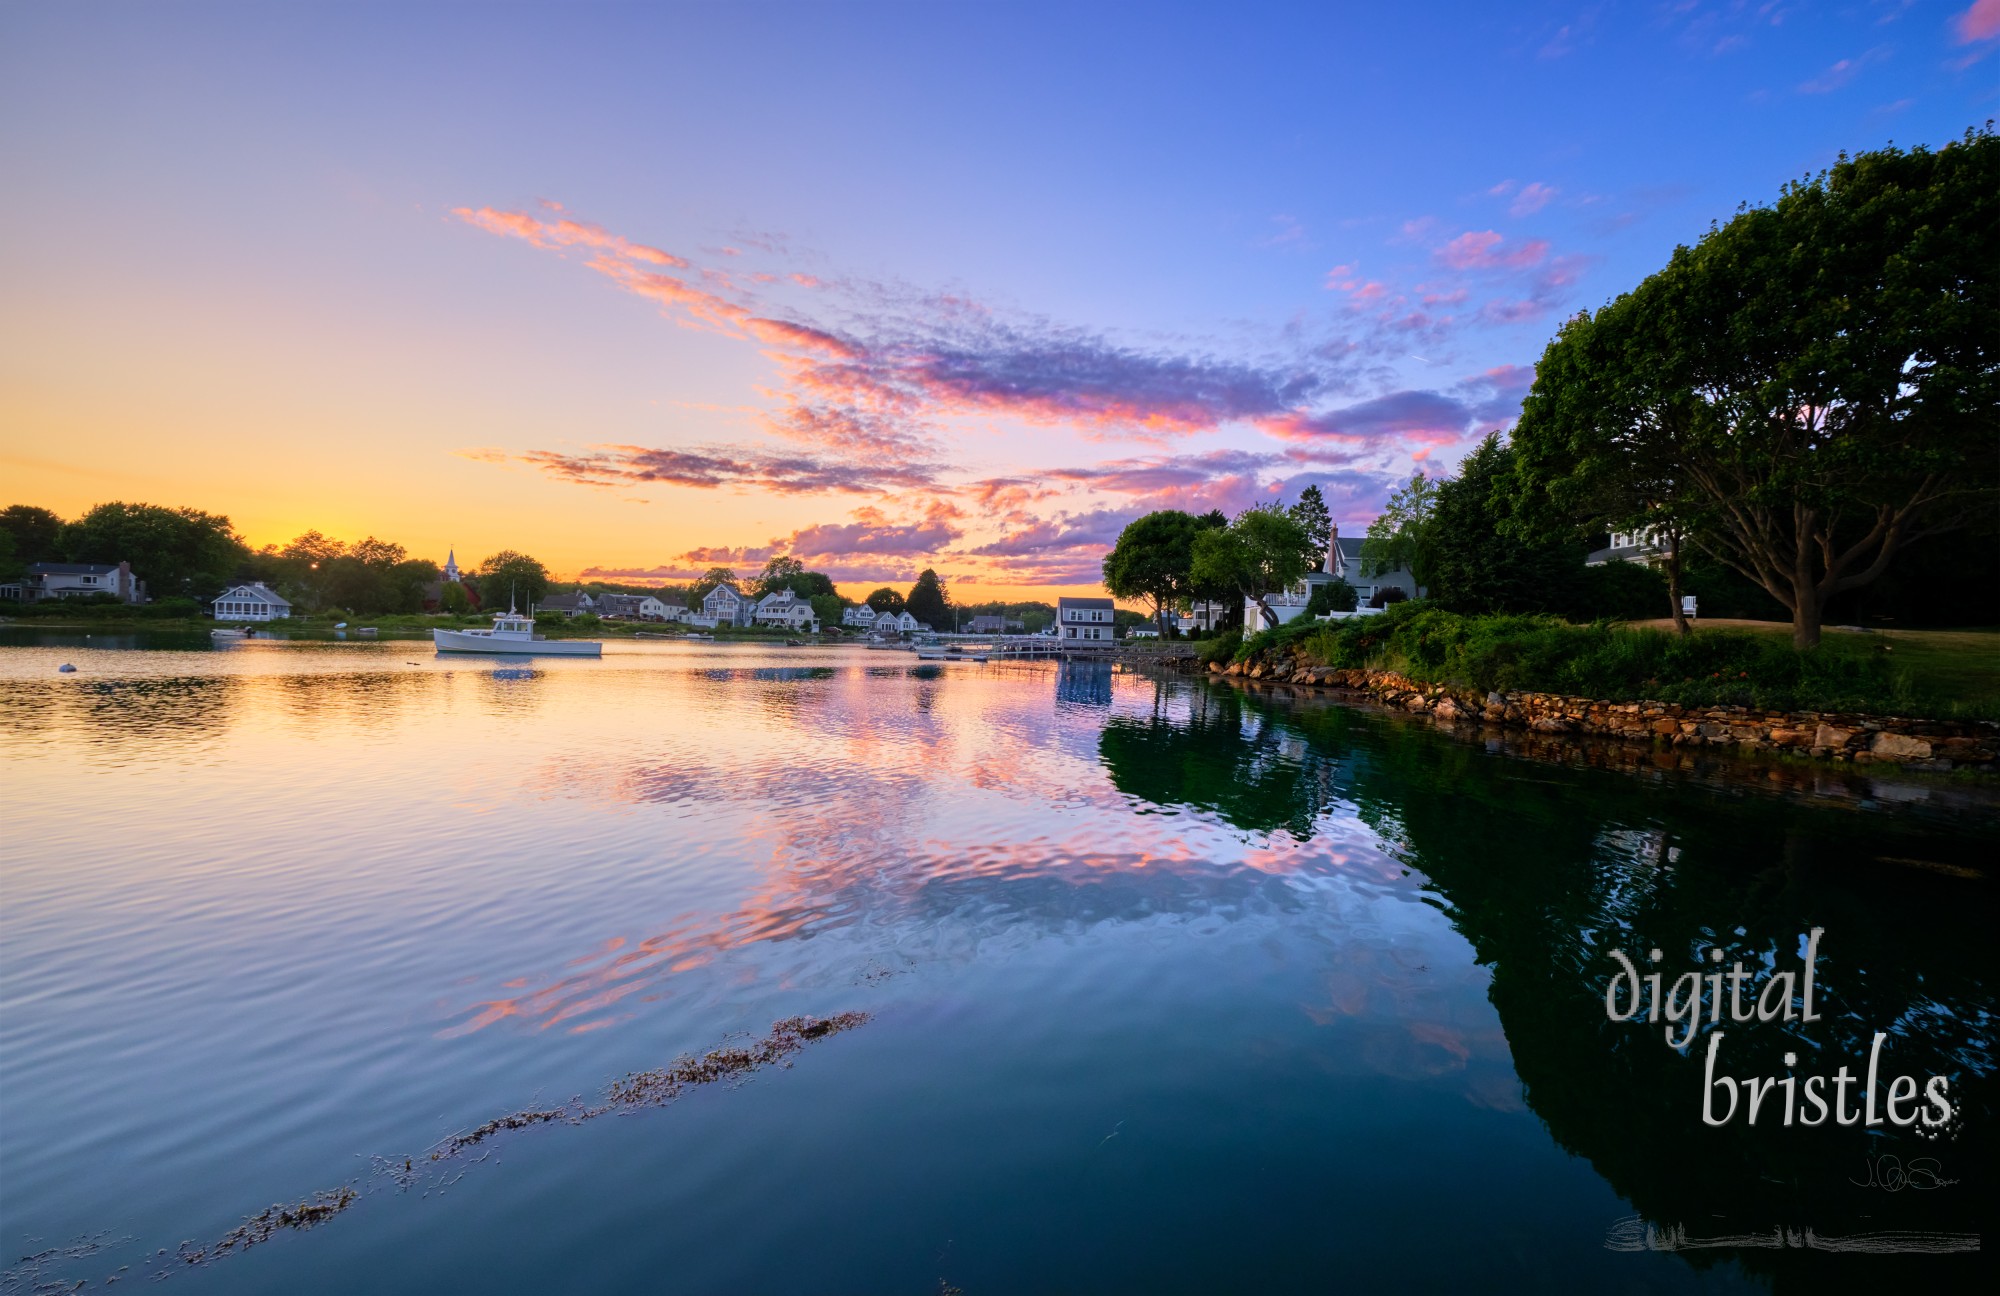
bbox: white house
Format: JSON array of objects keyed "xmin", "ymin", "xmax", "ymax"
[
  {"xmin": 656, "ymin": 603, "xmax": 694, "ymax": 623},
  {"xmin": 1326, "ymin": 526, "xmax": 1421, "ymax": 608},
  {"xmin": 841, "ymin": 604, "xmax": 878, "ymax": 629},
  {"xmin": 871, "ymin": 609, "xmax": 921, "ymax": 636},
  {"xmin": 211, "ymin": 582, "xmax": 293, "ymax": 622},
  {"xmin": 1586, "ymin": 528, "xmax": 1673, "ymax": 569},
  {"xmin": 753, "ymin": 589, "xmax": 819, "ymax": 632},
  {"xmin": 701, "ymin": 583, "xmax": 753, "ymax": 627},
  {"xmin": 1057, "ymin": 596, "xmax": 1115, "ymax": 643},
  {"xmin": 2, "ymin": 561, "xmax": 145, "ymax": 604}
]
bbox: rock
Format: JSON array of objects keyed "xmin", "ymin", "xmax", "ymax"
[
  {"xmin": 1813, "ymin": 724, "xmax": 1854, "ymax": 750},
  {"xmin": 1869, "ymin": 732, "xmax": 1933, "ymax": 761},
  {"xmin": 1651, "ymin": 717, "xmax": 1680, "ymax": 736}
]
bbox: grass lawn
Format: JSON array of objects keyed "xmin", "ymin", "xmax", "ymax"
[{"xmin": 1625, "ymin": 618, "xmax": 2000, "ymax": 712}]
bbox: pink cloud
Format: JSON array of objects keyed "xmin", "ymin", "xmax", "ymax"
[
  {"xmin": 1956, "ymin": 0, "xmax": 2000, "ymax": 42},
  {"xmin": 1509, "ymin": 182, "xmax": 1558, "ymax": 216},
  {"xmin": 1435, "ymin": 231, "xmax": 1550, "ymax": 271}
]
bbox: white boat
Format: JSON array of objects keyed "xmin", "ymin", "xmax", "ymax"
[
  {"xmin": 433, "ymin": 611, "xmax": 601, "ymax": 657},
  {"xmin": 211, "ymin": 627, "xmax": 249, "ymax": 639}
]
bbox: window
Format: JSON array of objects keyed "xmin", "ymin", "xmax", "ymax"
[{"xmin": 82, "ymin": 575, "xmax": 99, "ymax": 585}]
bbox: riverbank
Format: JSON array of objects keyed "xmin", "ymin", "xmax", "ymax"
[{"xmin": 1174, "ymin": 652, "xmax": 2000, "ymax": 774}]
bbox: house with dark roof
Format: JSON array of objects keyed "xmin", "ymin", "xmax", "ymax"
[
  {"xmin": 537, "ymin": 590, "xmax": 596, "ymax": 617},
  {"xmin": 1057, "ymin": 596, "xmax": 1116, "ymax": 645},
  {"xmin": 1, "ymin": 561, "xmax": 145, "ymax": 604},
  {"xmin": 967, "ymin": 614, "xmax": 1023, "ymax": 634}
]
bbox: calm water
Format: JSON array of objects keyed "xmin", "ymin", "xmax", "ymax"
[{"xmin": 1, "ymin": 635, "xmax": 1992, "ymax": 1293}]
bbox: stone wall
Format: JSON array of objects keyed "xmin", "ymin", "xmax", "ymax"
[{"xmin": 1206, "ymin": 655, "xmax": 1999, "ymax": 772}]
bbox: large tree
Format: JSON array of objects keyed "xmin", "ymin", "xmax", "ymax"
[
  {"xmin": 475, "ymin": 550, "xmax": 550, "ymax": 610},
  {"xmin": 865, "ymin": 587, "xmax": 906, "ymax": 614},
  {"xmin": 1287, "ymin": 485, "xmax": 1333, "ymax": 568},
  {"xmin": 1190, "ymin": 505, "xmax": 1315, "ymax": 629},
  {"xmin": 1512, "ymin": 290, "xmax": 1704, "ymax": 633},
  {"xmin": 1102, "ymin": 509, "xmax": 1201, "ymax": 635},
  {"xmin": 1358, "ymin": 471, "xmax": 1438, "ymax": 591},
  {"xmin": 1516, "ymin": 131, "xmax": 1999, "ymax": 648},
  {"xmin": 756, "ymin": 554, "xmax": 806, "ymax": 595},
  {"xmin": 60, "ymin": 501, "xmax": 247, "ymax": 598},
  {"xmin": 1, "ymin": 505, "xmax": 65, "ymax": 565},
  {"xmin": 905, "ymin": 568, "xmax": 951, "ymax": 629},
  {"xmin": 1425, "ymin": 433, "xmax": 1583, "ymax": 615}
]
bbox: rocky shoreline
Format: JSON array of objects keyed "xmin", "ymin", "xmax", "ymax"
[{"xmin": 1180, "ymin": 651, "xmax": 2000, "ymax": 774}]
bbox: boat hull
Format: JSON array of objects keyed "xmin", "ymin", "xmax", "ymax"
[{"xmin": 432, "ymin": 628, "xmax": 602, "ymax": 657}]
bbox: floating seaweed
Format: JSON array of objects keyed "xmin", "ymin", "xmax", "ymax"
[
  {"xmin": 173, "ymin": 1187, "xmax": 358, "ymax": 1267},
  {"xmin": 605, "ymin": 1012, "xmax": 870, "ymax": 1107},
  {"xmin": 67, "ymin": 1012, "xmax": 874, "ymax": 1288}
]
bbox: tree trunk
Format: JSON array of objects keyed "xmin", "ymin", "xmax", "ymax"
[
  {"xmin": 1665, "ymin": 532, "xmax": 1688, "ymax": 637},
  {"xmin": 1791, "ymin": 594, "xmax": 1823, "ymax": 651}
]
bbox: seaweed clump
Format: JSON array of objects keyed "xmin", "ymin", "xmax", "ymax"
[
  {"xmin": 607, "ymin": 1012, "xmax": 871, "ymax": 1107},
  {"xmin": 175, "ymin": 1187, "xmax": 358, "ymax": 1267}
]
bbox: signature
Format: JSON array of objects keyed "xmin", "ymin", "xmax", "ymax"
[{"xmin": 1850, "ymin": 1154, "xmax": 1958, "ymax": 1192}]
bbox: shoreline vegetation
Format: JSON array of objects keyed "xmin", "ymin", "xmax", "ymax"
[
  {"xmin": 1145, "ymin": 604, "xmax": 2000, "ymax": 773},
  {"xmin": 1198, "ymin": 605, "xmax": 2000, "ymax": 722}
]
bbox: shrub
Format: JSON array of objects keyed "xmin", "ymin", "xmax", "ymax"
[
  {"xmin": 1305, "ymin": 579, "xmax": 1358, "ymax": 616},
  {"xmin": 1198, "ymin": 629, "xmax": 1242, "ymax": 666},
  {"xmin": 1568, "ymin": 561, "xmax": 1669, "ymax": 621}
]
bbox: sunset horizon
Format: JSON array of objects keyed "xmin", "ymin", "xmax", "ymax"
[{"xmin": 10, "ymin": 2, "xmax": 1994, "ymax": 603}]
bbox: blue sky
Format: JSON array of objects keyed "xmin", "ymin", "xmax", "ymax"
[{"xmin": 4, "ymin": 1, "xmax": 1994, "ymax": 593}]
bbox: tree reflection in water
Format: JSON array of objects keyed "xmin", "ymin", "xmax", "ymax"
[{"xmin": 1102, "ymin": 678, "xmax": 1994, "ymax": 1280}]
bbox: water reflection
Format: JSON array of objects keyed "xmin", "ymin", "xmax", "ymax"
[
  {"xmin": 1055, "ymin": 657, "xmax": 1114, "ymax": 707},
  {"xmin": 3, "ymin": 640, "xmax": 1993, "ymax": 1291},
  {"xmin": 1114, "ymin": 680, "xmax": 1995, "ymax": 1269}
]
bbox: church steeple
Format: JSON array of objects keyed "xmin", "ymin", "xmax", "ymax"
[{"xmin": 442, "ymin": 548, "xmax": 460, "ymax": 582}]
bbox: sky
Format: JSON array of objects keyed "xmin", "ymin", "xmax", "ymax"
[{"xmin": 3, "ymin": 1, "xmax": 1996, "ymax": 601}]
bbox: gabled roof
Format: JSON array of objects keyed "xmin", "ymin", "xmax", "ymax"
[
  {"xmin": 212, "ymin": 582, "xmax": 290, "ymax": 606},
  {"xmin": 29, "ymin": 562, "xmax": 122, "ymax": 575},
  {"xmin": 1057, "ymin": 596, "xmax": 1114, "ymax": 610}
]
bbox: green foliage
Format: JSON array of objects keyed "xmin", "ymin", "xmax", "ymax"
[
  {"xmin": 1103, "ymin": 510, "xmax": 1200, "ymax": 631},
  {"xmin": 756, "ymin": 555, "xmax": 805, "ymax": 594},
  {"xmin": 1305, "ymin": 578, "xmax": 1358, "ymax": 616},
  {"xmin": 865, "ymin": 587, "xmax": 906, "ymax": 614},
  {"xmin": 1569, "ymin": 561, "xmax": 1669, "ymax": 621},
  {"xmin": 1275, "ymin": 605, "xmax": 1989, "ymax": 719},
  {"xmin": 1197, "ymin": 628, "xmax": 1242, "ymax": 666},
  {"xmin": 569, "ymin": 612, "xmax": 602, "ymax": 629},
  {"xmin": 1360, "ymin": 471, "xmax": 1436, "ymax": 586},
  {"xmin": 476, "ymin": 550, "xmax": 551, "ymax": 610},
  {"xmin": 809, "ymin": 592, "xmax": 842, "ymax": 628},
  {"xmin": 1287, "ymin": 485, "xmax": 1333, "ymax": 565},
  {"xmin": 59, "ymin": 501, "xmax": 247, "ymax": 599},
  {"xmin": 1513, "ymin": 129, "xmax": 2000, "ymax": 648},
  {"xmin": 1426, "ymin": 433, "xmax": 1586, "ymax": 614},
  {"xmin": 905, "ymin": 569, "xmax": 950, "ymax": 628},
  {"xmin": 440, "ymin": 581, "xmax": 472, "ymax": 614},
  {"xmin": 1, "ymin": 505, "xmax": 64, "ymax": 565},
  {"xmin": 1191, "ymin": 505, "xmax": 1314, "ymax": 624}
]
